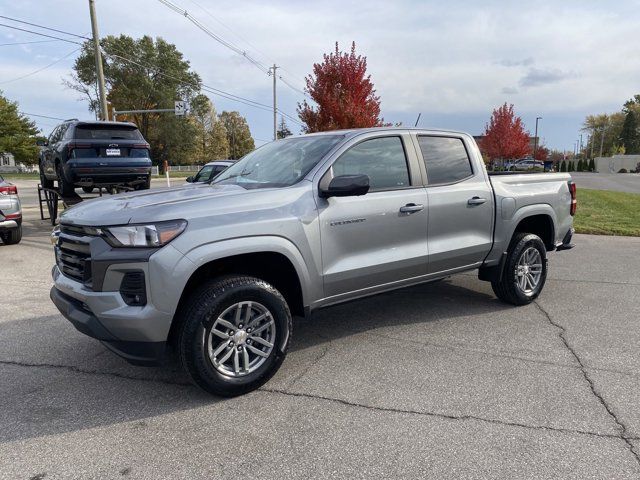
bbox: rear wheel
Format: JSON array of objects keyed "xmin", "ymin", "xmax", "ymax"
[
  {"xmin": 0, "ymin": 225, "xmax": 22, "ymax": 245},
  {"xmin": 177, "ymin": 276, "xmax": 291, "ymax": 397},
  {"xmin": 492, "ymin": 233, "xmax": 547, "ymax": 305},
  {"xmin": 56, "ymin": 163, "xmax": 75, "ymax": 196}
]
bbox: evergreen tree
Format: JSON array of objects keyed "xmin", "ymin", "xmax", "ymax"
[
  {"xmin": 588, "ymin": 158, "xmax": 595, "ymax": 172},
  {"xmin": 560, "ymin": 160, "xmax": 566, "ymax": 172},
  {"xmin": 577, "ymin": 159, "xmax": 583, "ymax": 171},
  {"xmin": 619, "ymin": 111, "xmax": 639, "ymax": 154},
  {"xmin": 276, "ymin": 116, "xmax": 293, "ymax": 139}
]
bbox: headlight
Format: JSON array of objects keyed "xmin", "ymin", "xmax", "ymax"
[{"xmin": 102, "ymin": 220, "xmax": 187, "ymax": 248}]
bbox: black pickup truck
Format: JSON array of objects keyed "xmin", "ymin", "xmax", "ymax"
[{"xmin": 39, "ymin": 120, "xmax": 152, "ymax": 194}]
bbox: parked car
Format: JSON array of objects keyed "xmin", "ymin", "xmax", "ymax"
[
  {"xmin": 39, "ymin": 120, "xmax": 152, "ymax": 195},
  {"xmin": 507, "ymin": 158, "xmax": 545, "ymax": 171},
  {"xmin": 50, "ymin": 127, "xmax": 576, "ymax": 397},
  {"xmin": 186, "ymin": 160, "xmax": 235, "ymax": 184},
  {"xmin": 0, "ymin": 176, "xmax": 22, "ymax": 245}
]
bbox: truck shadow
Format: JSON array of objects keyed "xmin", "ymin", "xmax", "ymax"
[{"xmin": 0, "ymin": 277, "xmax": 510, "ymax": 444}]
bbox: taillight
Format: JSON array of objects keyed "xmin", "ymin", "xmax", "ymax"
[
  {"xmin": 568, "ymin": 181, "xmax": 577, "ymax": 216},
  {"xmin": 0, "ymin": 185, "xmax": 18, "ymax": 195},
  {"xmin": 67, "ymin": 143, "xmax": 91, "ymax": 156}
]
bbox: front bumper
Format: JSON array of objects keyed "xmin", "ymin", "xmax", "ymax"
[{"xmin": 50, "ymin": 255, "xmax": 176, "ymax": 366}]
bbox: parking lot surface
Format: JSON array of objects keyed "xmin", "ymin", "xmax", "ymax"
[
  {"xmin": 570, "ymin": 172, "xmax": 640, "ymax": 193},
  {"xmin": 1, "ymin": 204, "xmax": 640, "ymax": 478}
]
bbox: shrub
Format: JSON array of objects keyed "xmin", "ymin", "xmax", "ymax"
[
  {"xmin": 618, "ymin": 168, "xmax": 628, "ymax": 173},
  {"xmin": 560, "ymin": 160, "xmax": 566, "ymax": 172},
  {"xmin": 589, "ymin": 158, "xmax": 595, "ymax": 172}
]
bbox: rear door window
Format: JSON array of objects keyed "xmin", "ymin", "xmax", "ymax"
[
  {"xmin": 417, "ymin": 136, "xmax": 473, "ymax": 185},
  {"xmin": 74, "ymin": 125, "xmax": 143, "ymax": 140},
  {"xmin": 332, "ymin": 136, "xmax": 410, "ymax": 191}
]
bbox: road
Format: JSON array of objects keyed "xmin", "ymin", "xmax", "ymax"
[
  {"xmin": 1, "ymin": 206, "xmax": 640, "ymax": 478},
  {"xmin": 569, "ymin": 172, "xmax": 640, "ymax": 193}
]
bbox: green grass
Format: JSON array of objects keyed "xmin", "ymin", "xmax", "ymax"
[
  {"xmin": 574, "ymin": 189, "xmax": 640, "ymax": 236},
  {"xmin": 0, "ymin": 172, "xmax": 39, "ymax": 180}
]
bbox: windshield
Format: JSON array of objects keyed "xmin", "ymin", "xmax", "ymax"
[{"xmin": 213, "ymin": 135, "xmax": 344, "ymax": 189}]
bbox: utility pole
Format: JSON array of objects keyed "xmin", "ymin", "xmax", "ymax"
[
  {"xmin": 270, "ymin": 64, "xmax": 278, "ymax": 141},
  {"xmin": 88, "ymin": 0, "xmax": 108, "ymax": 121},
  {"xmin": 599, "ymin": 124, "xmax": 606, "ymax": 158},
  {"xmin": 534, "ymin": 116, "xmax": 542, "ymax": 159}
]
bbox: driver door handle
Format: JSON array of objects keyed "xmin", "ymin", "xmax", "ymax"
[
  {"xmin": 399, "ymin": 203, "xmax": 424, "ymax": 214},
  {"xmin": 467, "ymin": 196, "xmax": 487, "ymax": 206}
]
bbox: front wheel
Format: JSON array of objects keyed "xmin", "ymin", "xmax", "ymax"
[
  {"xmin": 492, "ymin": 233, "xmax": 547, "ymax": 305},
  {"xmin": 177, "ymin": 276, "xmax": 291, "ymax": 397},
  {"xmin": 39, "ymin": 162, "xmax": 54, "ymax": 189}
]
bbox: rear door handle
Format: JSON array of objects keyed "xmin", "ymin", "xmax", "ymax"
[
  {"xmin": 467, "ymin": 196, "xmax": 487, "ymax": 206},
  {"xmin": 399, "ymin": 203, "xmax": 424, "ymax": 214}
]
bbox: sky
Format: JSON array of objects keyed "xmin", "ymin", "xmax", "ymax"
[{"xmin": 1, "ymin": 0, "xmax": 639, "ymax": 151}]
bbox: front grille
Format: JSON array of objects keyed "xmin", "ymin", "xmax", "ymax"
[{"xmin": 56, "ymin": 225, "xmax": 95, "ymax": 284}]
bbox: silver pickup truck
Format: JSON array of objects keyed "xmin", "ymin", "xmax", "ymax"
[{"xmin": 50, "ymin": 128, "xmax": 576, "ymax": 396}]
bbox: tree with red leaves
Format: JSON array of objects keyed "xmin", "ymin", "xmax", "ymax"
[
  {"xmin": 533, "ymin": 145, "xmax": 549, "ymax": 161},
  {"xmin": 297, "ymin": 42, "xmax": 387, "ymax": 132},
  {"xmin": 481, "ymin": 103, "xmax": 530, "ymax": 163}
]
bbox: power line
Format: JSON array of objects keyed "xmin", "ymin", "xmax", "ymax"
[
  {"xmin": 0, "ymin": 23, "xmax": 83, "ymax": 45},
  {"xmin": 19, "ymin": 112, "xmax": 67, "ymax": 121},
  {"xmin": 0, "ymin": 47, "xmax": 79, "ymax": 84},
  {"xmin": 102, "ymin": 48, "xmax": 273, "ymax": 112},
  {"xmin": 156, "ymin": 0, "xmax": 270, "ymax": 74},
  {"xmin": 0, "ymin": 39, "xmax": 64, "ymax": 47},
  {"xmin": 0, "ymin": 15, "xmax": 89, "ymax": 40}
]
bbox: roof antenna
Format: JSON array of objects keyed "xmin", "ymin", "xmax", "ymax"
[{"xmin": 414, "ymin": 113, "xmax": 421, "ymax": 127}]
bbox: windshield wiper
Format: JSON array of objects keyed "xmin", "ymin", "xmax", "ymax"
[{"xmin": 212, "ymin": 170, "xmax": 253, "ymax": 184}]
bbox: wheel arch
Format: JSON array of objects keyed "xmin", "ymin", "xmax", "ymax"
[{"xmin": 167, "ymin": 239, "xmax": 312, "ymax": 348}]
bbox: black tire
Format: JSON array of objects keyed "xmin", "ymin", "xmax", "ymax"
[
  {"xmin": 177, "ymin": 276, "xmax": 292, "ymax": 397},
  {"xmin": 491, "ymin": 233, "xmax": 547, "ymax": 306},
  {"xmin": 81, "ymin": 186, "xmax": 94, "ymax": 194},
  {"xmin": 39, "ymin": 162, "xmax": 54, "ymax": 189},
  {"xmin": 135, "ymin": 177, "xmax": 151, "ymax": 190},
  {"xmin": 0, "ymin": 225, "xmax": 22, "ymax": 245},
  {"xmin": 56, "ymin": 163, "xmax": 75, "ymax": 196}
]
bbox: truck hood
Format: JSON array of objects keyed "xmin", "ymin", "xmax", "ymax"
[{"xmin": 60, "ymin": 183, "xmax": 256, "ymax": 226}]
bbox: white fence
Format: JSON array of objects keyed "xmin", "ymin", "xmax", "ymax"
[{"xmin": 151, "ymin": 165, "xmax": 202, "ymax": 176}]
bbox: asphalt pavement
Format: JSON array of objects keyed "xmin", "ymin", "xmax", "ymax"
[
  {"xmin": 1, "ymin": 188, "xmax": 640, "ymax": 478},
  {"xmin": 569, "ymin": 172, "xmax": 640, "ymax": 193}
]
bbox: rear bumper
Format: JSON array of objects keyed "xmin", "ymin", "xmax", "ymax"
[
  {"xmin": 65, "ymin": 162, "xmax": 151, "ymax": 186},
  {"xmin": 556, "ymin": 228, "xmax": 575, "ymax": 251},
  {"xmin": 0, "ymin": 219, "xmax": 19, "ymax": 230}
]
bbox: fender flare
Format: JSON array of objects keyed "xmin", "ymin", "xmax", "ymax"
[{"xmin": 178, "ymin": 235, "xmax": 315, "ymax": 307}]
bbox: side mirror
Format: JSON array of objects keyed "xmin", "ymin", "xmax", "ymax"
[
  {"xmin": 319, "ymin": 174, "xmax": 370, "ymax": 198},
  {"xmin": 186, "ymin": 176, "xmax": 194, "ymax": 183}
]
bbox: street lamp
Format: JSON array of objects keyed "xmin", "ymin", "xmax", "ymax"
[{"xmin": 534, "ymin": 116, "xmax": 542, "ymax": 159}]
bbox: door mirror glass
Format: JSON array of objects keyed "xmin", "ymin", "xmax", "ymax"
[{"xmin": 319, "ymin": 174, "xmax": 370, "ymax": 198}]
